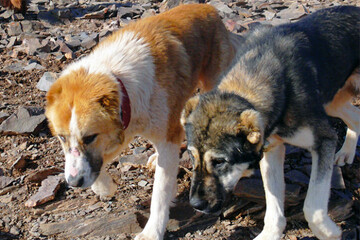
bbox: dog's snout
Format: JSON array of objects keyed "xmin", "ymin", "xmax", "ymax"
[
  {"xmin": 67, "ymin": 174, "xmax": 85, "ymax": 187},
  {"xmin": 190, "ymin": 195, "xmax": 208, "ymax": 211}
]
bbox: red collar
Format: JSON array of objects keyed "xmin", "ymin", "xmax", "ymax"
[{"xmin": 117, "ymin": 78, "xmax": 131, "ymax": 130}]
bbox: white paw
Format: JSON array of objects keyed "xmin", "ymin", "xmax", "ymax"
[
  {"xmin": 146, "ymin": 152, "xmax": 158, "ymax": 171},
  {"xmin": 335, "ymin": 151, "xmax": 355, "ymax": 166},
  {"xmin": 306, "ymin": 211, "xmax": 341, "ymax": 240},
  {"xmin": 91, "ymin": 174, "xmax": 117, "ymax": 198},
  {"xmin": 254, "ymin": 230, "xmax": 282, "ymax": 240},
  {"xmin": 134, "ymin": 231, "xmax": 159, "ymax": 240}
]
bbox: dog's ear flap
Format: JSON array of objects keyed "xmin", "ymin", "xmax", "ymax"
[
  {"xmin": 237, "ymin": 109, "xmax": 264, "ymax": 145},
  {"xmin": 181, "ymin": 95, "xmax": 200, "ymax": 126},
  {"xmin": 46, "ymin": 82, "xmax": 62, "ymax": 106},
  {"xmin": 98, "ymin": 90, "xmax": 119, "ymax": 115}
]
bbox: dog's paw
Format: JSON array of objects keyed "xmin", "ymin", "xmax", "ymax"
[
  {"xmin": 306, "ymin": 211, "xmax": 341, "ymax": 240},
  {"xmin": 134, "ymin": 231, "xmax": 159, "ymax": 240},
  {"xmin": 254, "ymin": 231, "xmax": 282, "ymax": 240},
  {"xmin": 335, "ymin": 151, "xmax": 355, "ymax": 166},
  {"xmin": 91, "ymin": 174, "xmax": 117, "ymax": 198},
  {"xmin": 308, "ymin": 219, "xmax": 341, "ymax": 240},
  {"xmin": 146, "ymin": 152, "xmax": 158, "ymax": 171}
]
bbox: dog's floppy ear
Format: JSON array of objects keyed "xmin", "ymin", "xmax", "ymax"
[
  {"xmin": 98, "ymin": 90, "xmax": 119, "ymax": 116},
  {"xmin": 237, "ymin": 109, "xmax": 264, "ymax": 145},
  {"xmin": 181, "ymin": 95, "xmax": 200, "ymax": 126},
  {"xmin": 46, "ymin": 81, "xmax": 62, "ymax": 107}
]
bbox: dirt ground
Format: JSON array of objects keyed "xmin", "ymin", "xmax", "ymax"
[{"xmin": 0, "ymin": 1, "xmax": 359, "ymax": 240}]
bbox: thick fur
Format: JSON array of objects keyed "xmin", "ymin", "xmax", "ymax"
[
  {"xmin": 45, "ymin": 4, "xmax": 237, "ymax": 240},
  {"xmin": 182, "ymin": 6, "xmax": 360, "ymax": 240}
]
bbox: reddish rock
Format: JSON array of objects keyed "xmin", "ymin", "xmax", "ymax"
[{"xmin": 25, "ymin": 175, "xmax": 63, "ymax": 207}]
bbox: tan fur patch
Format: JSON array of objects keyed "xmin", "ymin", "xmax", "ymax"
[
  {"xmin": 45, "ymin": 68, "xmax": 124, "ymax": 154},
  {"xmin": 100, "ymin": 4, "xmax": 235, "ymax": 144}
]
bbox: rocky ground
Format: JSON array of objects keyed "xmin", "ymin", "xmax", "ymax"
[{"xmin": 0, "ymin": 0, "xmax": 360, "ymax": 239}]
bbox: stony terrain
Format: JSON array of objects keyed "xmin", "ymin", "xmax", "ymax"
[{"xmin": 0, "ymin": 0, "xmax": 359, "ymax": 239}]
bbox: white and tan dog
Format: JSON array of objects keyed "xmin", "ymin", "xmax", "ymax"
[{"xmin": 45, "ymin": 4, "xmax": 237, "ymax": 239}]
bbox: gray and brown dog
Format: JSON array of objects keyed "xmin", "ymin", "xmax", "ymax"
[{"xmin": 182, "ymin": 6, "xmax": 360, "ymax": 240}]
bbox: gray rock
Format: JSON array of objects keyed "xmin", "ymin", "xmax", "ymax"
[
  {"xmin": 138, "ymin": 180, "xmax": 148, "ymax": 187},
  {"xmin": 11, "ymin": 13, "xmax": 24, "ymax": 21},
  {"xmin": 209, "ymin": 0, "xmax": 233, "ymax": 18},
  {"xmin": 6, "ymin": 36, "xmax": 17, "ymax": 48},
  {"xmin": 119, "ymin": 152, "xmax": 149, "ymax": 165},
  {"xmin": 37, "ymin": 72, "xmax": 58, "ymax": 92},
  {"xmin": 66, "ymin": 39, "xmax": 81, "ymax": 49},
  {"xmin": 40, "ymin": 212, "xmax": 142, "ymax": 238},
  {"xmin": 24, "ymin": 62, "xmax": 45, "ymax": 71},
  {"xmin": 21, "ymin": 20, "xmax": 33, "ymax": 33},
  {"xmin": 0, "ymin": 112, "xmax": 9, "ymax": 124},
  {"xmin": 7, "ymin": 22, "xmax": 22, "ymax": 36},
  {"xmin": 0, "ymin": 176, "xmax": 14, "ymax": 189},
  {"xmin": 142, "ymin": 9, "xmax": 156, "ymax": 18},
  {"xmin": 10, "ymin": 226, "xmax": 20, "ymax": 235},
  {"xmin": 0, "ymin": 106, "xmax": 46, "ymax": 135}
]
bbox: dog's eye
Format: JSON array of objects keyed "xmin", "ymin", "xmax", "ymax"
[
  {"xmin": 58, "ymin": 135, "xmax": 66, "ymax": 142},
  {"xmin": 212, "ymin": 157, "xmax": 226, "ymax": 168},
  {"xmin": 83, "ymin": 134, "xmax": 98, "ymax": 145}
]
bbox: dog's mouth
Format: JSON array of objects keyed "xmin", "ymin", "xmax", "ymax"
[{"xmin": 64, "ymin": 155, "xmax": 102, "ymax": 188}]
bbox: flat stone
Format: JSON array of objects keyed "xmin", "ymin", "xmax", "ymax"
[
  {"xmin": 11, "ymin": 155, "xmax": 28, "ymax": 171},
  {"xmin": 83, "ymin": 8, "xmax": 108, "ymax": 19},
  {"xmin": 138, "ymin": 180, "xmax": 148, "ymax": 187},
  {"xmin": 81, "ymin": 34, "xmax": 99, "ymax": 49},
  {"xmin": 0, "ymin": 176, "xmax": 14, "ymax": 189},
  {"xmin": 25, "ymin": 175, "xmax": 63, "ymax": 207},
  {"xmin": 6, "ymin": 37, "xmax": 17, "ymax": 48},
  {"xmin": 141, "ymin": 9, "xmax": 156, "ymax": 18},
  {"xmin": 0, "ymin": 112, "xmax": 9, "ymax": 124},
  {"xmin": 24, "ymin": 62, "xmax": 45, "ymax": 71},
  {"xmin": 65, "ymin": 39, "xmax": 81, "ymax": 49},
  {"xmin": 263, "ymin": 10, "xmax": 276, "ymax": 20},
  {"xmin": 7, "ymin": 22, "xmax": 22, "ymax": 36},
  {"xmin": 328, "ymin": 198, "xmax": 353, "ymax": 221},
  {"xmin": 39, "ymin": 212, "xmax": 142, "ymax": 238},
  {"xmin": 22, "ymin": 38, "xmax": 42, "ymax": 55},
  {"xmin": 119, "ymin": 152, "xmax": 149, "ymax": 166},
  {"xmin": 20, "ymin": 20, "xmax": 33, "ymax": 33},
  {"xmin": 209, "ymin": 0, "xmax": 233, "ymax": 18},
  {"xmin": 0, "ymin": 106, "xmax": 46, "ymax": 135},
  {"xmin": 36, "ymin": 72, "xmax": 58, "ymax": 92},
  {"xmin": 57, "ymin": 40, "xmax": 73, "ymax": 53},
  {"xmin": 25, "ymin": 167, "xmax": 63, "ymax": 184}
]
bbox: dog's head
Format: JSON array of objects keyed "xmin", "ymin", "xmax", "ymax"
[
  {"xmin": 45, "ymin": 68, "xmax": 125, "ymax": 188},
  {"xmin": 181, "ymin": 92, "xmax": 264, "ymax": 214}
]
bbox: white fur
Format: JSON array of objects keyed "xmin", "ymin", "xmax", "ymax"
[
  {"xmin": 135, "ymin": 142, "xmax": 180, "ymax": 240},
  {"xmin": 255, "ymin": 144, "xmax": 286, "ymax": 240},
  {"xmin": 282, "ymin": 127, "xmax": 314, "ymax": 148},
  {"xmin": 220, "ymin": 163, "xmax": 250, "ymax": 191},
  {"xmin": 62, "ymin": 31, "xmax": 181, "ymax": 240},
  {"xmin": 64, "ymin": 108, "xmax": 92, "ymax": 186},
  {"xmin": 63, "ymin": 31, "xmax": 156, "ymax": 133},
  {"xmin": 303, "ymin": 151, "xmax": 341, "ymax": 240}
]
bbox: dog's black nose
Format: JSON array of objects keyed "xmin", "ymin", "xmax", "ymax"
[
  {"xmin": 190, "ymin": 196, "xmax": 208, "ymax": 211},
  {"xmin": 67, "ymin": 175, "xmax": 84, "ymax": 187}
]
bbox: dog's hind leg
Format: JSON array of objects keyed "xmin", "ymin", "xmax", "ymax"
[
  {"xmin": 135, "ymin": 141, "xmax": 180, "ymax": 240},
  {"xmin": 303, "ymin": 127, "xmax": 341, "ymax": 240},
  {"xmin": 255, "ymin": 140, "xmax": 286, "ymax": 240},
  {"xmin": 327, "ymin": 102, "xmax": 360, "ymax": 166},
  {"xmin": 325, "ymin": 70, "xmax": 360, "ymax": 166}
]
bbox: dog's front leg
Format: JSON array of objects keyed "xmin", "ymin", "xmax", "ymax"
[
  {"xmin": 135, "ymin": 142, "xmax": 180, "ymax": 240},
  {"xmin": 91, "ymin": 166, "xmax": 117, "ymax": 198},
  {"xmin": 255, "ymin": 143, "xmax": 286, "ymax": 240},
  {"xmin": 304, "ymin": 135, "xmax": 341, "ymax": 240}
]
